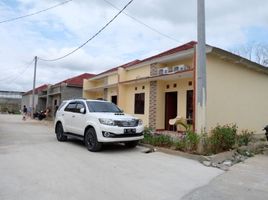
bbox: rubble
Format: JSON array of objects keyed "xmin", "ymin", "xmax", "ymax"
[{"xmin": 201, "ymin": 141, "xmax": 268, "ymax": 170}]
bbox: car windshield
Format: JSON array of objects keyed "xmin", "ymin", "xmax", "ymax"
[{"xmin": 86, "ymin": 101, "xmax": 122, "ymax": 113}]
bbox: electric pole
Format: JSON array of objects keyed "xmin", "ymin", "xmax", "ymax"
[
  {"xmin": 31, "ymin": 56, "xmax": 37, "ymax": 118},
  {"xmin": 196, "ymin": 0, "xmax": 207, "ymax": 132}
]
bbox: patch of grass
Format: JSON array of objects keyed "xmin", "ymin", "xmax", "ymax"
[{"xmin": 236, "ymin": 129, "xmax": 253, "ymax": 146}]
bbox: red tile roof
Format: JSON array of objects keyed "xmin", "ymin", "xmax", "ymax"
[
  {"xmin": 54, "ymin": 73, "xmax": 95, "ymax": 87},
  {"xmin": 140, "ymin": 41, "xmax": 196, "ymax": 63},
  {"xmin": 93, "ymin": 41, "xmax": 197, "ymax": 78},
  {"xmin": 96, "ymin": 60, "xmax": 141, "ymax": 76},
  {"xmin": 23, "ymin": 84, "xmax": 48, "ymax": 96}
]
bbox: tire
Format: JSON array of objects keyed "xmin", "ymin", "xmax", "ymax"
[
  {"xmin": 84, "ymin": 128, "xmax": 102, "ymax": 152},
  {"xmin": 56, "ymin": 122, "xmax": 67, "ymax": 142},
  {"xmin": 125, "ymin": 140, "xmax": 139, "ymax": 148}
]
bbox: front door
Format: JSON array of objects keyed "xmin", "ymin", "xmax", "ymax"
[{"xmin": 165, "ymin": 92, "xmax": 178, "ymax": 130}]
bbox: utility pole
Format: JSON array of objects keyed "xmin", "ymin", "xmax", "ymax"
[
  {"xmin": 31, "ymin": 56, "xmax": 37, "ymax": 118},
  {"xmin": 196, "ymin": 0, "xmax": 207, "ymax": 133}
]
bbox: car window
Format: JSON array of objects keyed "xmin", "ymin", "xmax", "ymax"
[
  {"xmin": 76, "ymin": 102, "xmax": 86, "ymax": 113},
  {"xmin": 58, "ymin": 101, "xmax": 67, "ymax": 111},
  {"xmin": 86, "ymin": 101, "xmax": 122, "ymax": 113},
  {"xmin": 64, "ymin": 102, "xmax": 77, "ymax": 112}
]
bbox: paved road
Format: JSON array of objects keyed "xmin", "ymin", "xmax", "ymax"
[
  {"xmin": 182, "ymin": 154, "xmax": 268, "ymax": 200},
  {"xmin": 0, "ymin": 114, "xmax": 222, "ymax": 200}
]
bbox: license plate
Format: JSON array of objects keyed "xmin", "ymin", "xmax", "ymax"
[{"xmin": 124, "ymin": 128, "xmax": 136, "ymax": 134}]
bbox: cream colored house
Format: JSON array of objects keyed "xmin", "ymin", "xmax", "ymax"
[{"xmin": 83, "ymin": 41, "xmax": 268, "ymax": 133}]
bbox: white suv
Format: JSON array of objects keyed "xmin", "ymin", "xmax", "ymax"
[{"xmin": 54, "ymin": 99, "xmax": 144, "ymax": 151}]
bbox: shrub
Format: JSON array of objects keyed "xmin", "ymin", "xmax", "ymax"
[
  {"xmin": 209, "ymin": 124, "xmax": 237, "ymax": 153},
  {"xmin": 236, "ymin": 129, "xmax": 253, "ymax": 146},
  {"xmin": 175, "ymin": 131, "xmax": 199, "ymax": 152},
  {"xmin": 142, "ymin": 127, "xmax": 173, "ymax": 147}
]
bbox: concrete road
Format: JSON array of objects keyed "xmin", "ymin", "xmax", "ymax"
[
  {"xmin": 0, "ymin": 114, "xmax": 222, "ymax": 200},
  {"xmin": 182, "ymin": 154, "xmax": 268, "ymax": 200}
]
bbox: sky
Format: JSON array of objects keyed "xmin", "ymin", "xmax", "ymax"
[{"xmin": 0, "ymin": 0, "xmax": 268, "ymax": 92}]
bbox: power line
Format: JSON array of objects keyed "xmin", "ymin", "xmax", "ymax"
[
  {"xmin": 0, "ymin": 58, "xmax": 35, "ymax": 82},
  {"xmin": 102, "ymin": 0, "xmax": 179, "ymax": 43},
  {"xmin": 0, "ymin": 0, "xmax": 73, "ymax": 24},
  {"xmin": 38, "ymin": 0, "xmax": 134, "ymax": 62}
]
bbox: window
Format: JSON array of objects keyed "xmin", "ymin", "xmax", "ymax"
[
  {"xmin": 76, "ymin": 102, "xmax": 86, "ymax": 113},
  {"xmin": 54, "ymin": 99, "xmax": 58, "ymax": 106},
  {"xmin": 58, "ymin": 102, "xmax": 67, "ymax": 111},
  {"xmin": 64, "ymin": 102, "xmax": 77, "ymax": 112},
  {"xmin": 86, "ymin": 101, "xmax": 122, "ymax": 113},
  {"xmin": 134, "ymin": 93, "xmax": 145, "ymax": 114},
  {"xmin": 111, "ymin": 95, "xmax": 117, "ymax": 105}
]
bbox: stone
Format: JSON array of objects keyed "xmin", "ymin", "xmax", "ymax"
[
  {"xmin": 218, "ymin": 164, "xmax": 229, "ymax": 171},
  {"xmin": 222, "ymin": 160, "xmax": 232, "ymax": 167},
  {"xmin": 202, "ymin": 161, "xmax": 211, "ymax": 167},
  {"xmin": 210, "ymin": 150, "xmax": 236, "ymax": 164}
]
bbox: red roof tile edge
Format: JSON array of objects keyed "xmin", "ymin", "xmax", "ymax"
[{"xmin": 94, "ymin": 41, "xmax": 197, "ymax": 78}]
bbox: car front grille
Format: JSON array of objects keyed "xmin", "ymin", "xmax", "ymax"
[{"xmin": 114, "ymin": 119, "xmax": 139, "ymax": 127}]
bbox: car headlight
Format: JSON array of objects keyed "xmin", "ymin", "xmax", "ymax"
[
  {"xmin": 99, "ymin": 118, "xmax": 115, "ymax": 126},
  {"xmin": 138, "ymin": 119, "xmax": 143, "ymax": 125}
]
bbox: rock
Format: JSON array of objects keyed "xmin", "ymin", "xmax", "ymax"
[
  {"xmin": 218, "ymin": 164, "xmax": 229, "ymax": 171},
  {"xmin": 222, "ymin": 160, "xmax": 232, "ymax": 167},
  {"xmin": 263, "ymin": 149, "xmax": 268, "ymax": 156},
  {"xmin": 202, "ymin": 161, "xmax": 211, "ymax": 167},
  {"xmin": 210, "ymin": 150, "xmax": 236, "ymax": 164}
]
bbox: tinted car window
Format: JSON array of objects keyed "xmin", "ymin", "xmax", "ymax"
[
  {"xmin": 86, "ymin": 101, "xmax": 121, "ymax": 113},
  {"xmin": 64, "ymin": 102, "xmax": 77, "ymax": 112},
  {"xmin": 76, "ymin": 102, "xmax": 86, "ymax": 113}
]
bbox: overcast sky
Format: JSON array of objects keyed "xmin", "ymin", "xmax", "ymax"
[{"xmin": 0, "ymin": 0, "xmax": 268, "ymax": 92}]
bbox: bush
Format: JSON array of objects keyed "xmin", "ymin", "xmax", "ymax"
[
  {"xmin": 142, "ymin": 127, "xmax": 173, "ymax": 147},
  {"xmin": 209, "ymin": 124, "xmax": 237, "ymax": 153},
  {"xmin": 175, "ymin": 131, "xmax": 200, "ymax": 152},
  {"xmin": 236, "ymin": 129, "xmax": 253, "ymax": 146}
]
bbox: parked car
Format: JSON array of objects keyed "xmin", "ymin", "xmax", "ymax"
[{"xmin": 54, "ymin": 99, "xmax": 144, "ymax": 151}]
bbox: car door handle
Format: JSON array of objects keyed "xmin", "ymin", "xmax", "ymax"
[
  {"xmin": 62, "ymin": 114, "xmax": 64, "ymax": 116},
  {"xmin": 72, "ymin": 115, "xmax": 75, "ymax": 118}
]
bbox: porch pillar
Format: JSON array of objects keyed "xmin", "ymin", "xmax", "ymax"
[
  {"xmin": 149, "ymin": 81, "xmax": 157, "ymax": 129},
  {"xmin": 149, "ymin": 63, "xmax": 158, "ymax": 130}
]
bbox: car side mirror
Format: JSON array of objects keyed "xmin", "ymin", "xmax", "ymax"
[{"xmin": 80, "ymin": 108, "xmax": 85, "ymax": 114}]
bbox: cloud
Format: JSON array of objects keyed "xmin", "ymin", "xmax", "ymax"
[{"xmin": 0, "ymin": 0, "xmax": 268, "ymax": 92}]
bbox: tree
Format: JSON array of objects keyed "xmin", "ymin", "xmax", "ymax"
[{"xmin": 231, "ymin": 43, "xmax": 268, "ymax": 67}]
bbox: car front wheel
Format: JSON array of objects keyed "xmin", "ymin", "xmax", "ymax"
[
  {"xmin": 84, "ymin": 128, "xmax": 102, "ymax": 152},
  {"xmin": 56, "ymin": 122, "xmax": 67, "ymax": 141}
]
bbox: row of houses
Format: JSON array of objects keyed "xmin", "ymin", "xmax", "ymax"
[
  {"xmin": 23, "ymin": 41, "xmax": 268, "ymax": 133},
  {"xmin": 21, "ymin": 73, "xmax": 94, "ymax": 116}
]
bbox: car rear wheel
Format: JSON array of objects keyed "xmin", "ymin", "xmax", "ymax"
[
  {"xmin": 56, "ymin": 122, "xmax": 67, "ymax": 141},
  {"xmin": 85, "ymin": 128, "xmax": 102, "ymax": 152},
  {"xmin": 125, "ymin": 140, "xmax": 139, "ymax": 148}
]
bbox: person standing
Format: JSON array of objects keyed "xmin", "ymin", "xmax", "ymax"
[{"xmin": 22, "ymin": 105, "xmax": 27, "ymax": 120}]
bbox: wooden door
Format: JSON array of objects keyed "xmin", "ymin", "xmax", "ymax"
[{"xmin": 165, "ymin": 92, "xmax": 178, "ymax": 130}]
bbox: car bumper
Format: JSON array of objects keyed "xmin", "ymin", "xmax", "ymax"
[{"xmin": 96, "ymin": 124, "xmax": 144, "ymax": 143}]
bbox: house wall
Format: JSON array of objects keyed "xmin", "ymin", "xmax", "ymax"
[
  {"xmin": 206, "ymin": 54, "xmax": 268, "ymax": 133},
  {"xmin": 155, "ymin": 78, "xmax": 193, "ymax": 129},
  {"xmin": 61, "ymin": 86, "xmax": 83, "ymax": 101},
  {"xmin": 124, "ymin": 65, "xmax": 150, "ymax": 81},
  {"xmin": 107, "ymin": 87, "xmax": 118, "ymax": 102},
  {"xmin": 108, "ymin": 74, "xmax": 118, "ymax": 85},
  {"xmin": 121, "ymin": 82, "xmax": 150, "ymax": 126},
  {"xmin": 21, "ymin": 94, "xmax": 38, "ymax": 110}
]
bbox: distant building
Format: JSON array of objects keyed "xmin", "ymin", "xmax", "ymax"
[
  {"xmin": 37, "ymin": 73, "xmax": 95, "ymax": 116},
  {"xmin": 0, "ymin": 90, "xmax": 24, "ymax": 113},
  {"xmin": 21, "ymin": 84, "xmax": 48, "ymax": 112}
]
